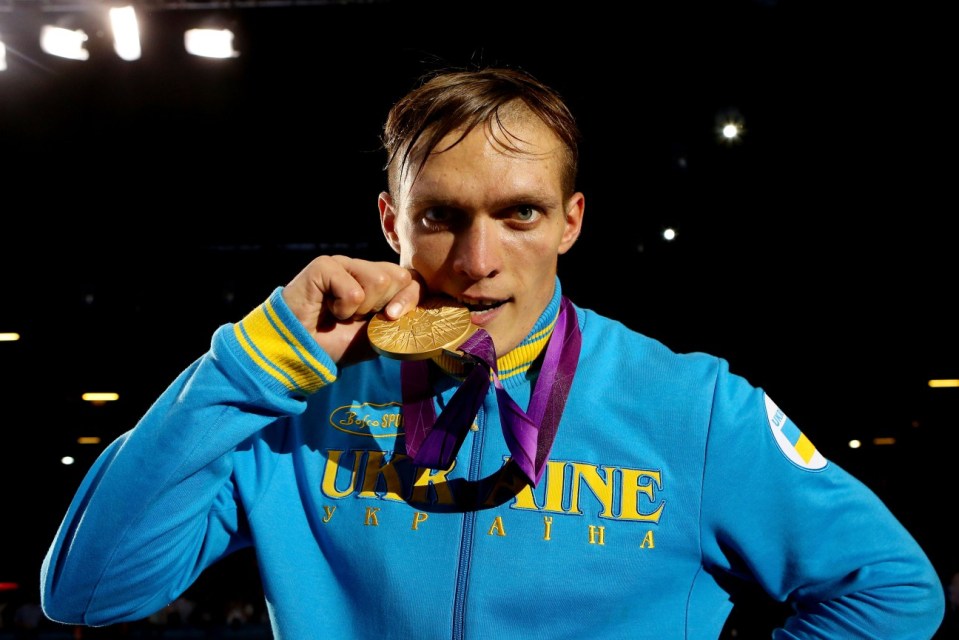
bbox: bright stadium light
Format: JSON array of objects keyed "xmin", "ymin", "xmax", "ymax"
[
  {"xmin": 39, "ymin": 24, "xmax": 89, "ymax": 60},
  {"xmin": 184, "ymin": 28, "xmax": 238, "ymax": 59},
  {"xmin": 109, "ymin": 5, "xmax": 141, "ymax": 61}
]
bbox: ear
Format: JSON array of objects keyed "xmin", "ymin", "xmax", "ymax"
[
  {"xmin": 378, "ymin": 191, "xmax": 402, "ymax": 255},
  {"xmin": 558, "ymin": 192, "xmax": 585, "ymax": 255}
]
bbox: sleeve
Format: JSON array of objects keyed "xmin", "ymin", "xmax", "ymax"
[
  {"xmin": 699, "ymin": 359, "xmax": 944, "ymax": 639},
  {"xmin": 40, "ymin": 287, "xmax": 338, "ymax": 626}
]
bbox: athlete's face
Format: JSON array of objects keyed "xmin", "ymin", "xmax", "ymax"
[{"xmin": 379, "ymin": 112, "xmax": 584, "ymax": 356}]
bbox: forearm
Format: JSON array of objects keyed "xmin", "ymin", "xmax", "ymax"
[
  {"xmin": 702, "ymin": 369, "xmax": 944, "ymax": 638},
  {"xmin": 775, "ymin": 579, "xmax": 945, "ymax": 640},
  {"xmin": 41, "ymin": 290, "xmax": 337, "ymax": 625}
]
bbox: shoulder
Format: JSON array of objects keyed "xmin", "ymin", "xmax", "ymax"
[{"xmin": 573, "ymin": 302, "xmax": 727, "ymax": 380}]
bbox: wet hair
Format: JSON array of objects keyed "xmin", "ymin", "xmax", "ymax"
[{"xmin": 382, "ymin": 66, "xmax": 581, "ymax": 199}]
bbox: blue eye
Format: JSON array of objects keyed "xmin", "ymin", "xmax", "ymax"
[{"xmin": 514, "ymin": 206, "xmax": 539, "ymax": 222}]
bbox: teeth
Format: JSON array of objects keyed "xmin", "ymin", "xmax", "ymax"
[{"xmin": 459, "ymin": 299, "xmax": 501, "ymax": 311}]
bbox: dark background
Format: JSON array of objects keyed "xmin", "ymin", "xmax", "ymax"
[{"xmin": 1, "ymin": 0, "xmax": 956, "ymax": 636}]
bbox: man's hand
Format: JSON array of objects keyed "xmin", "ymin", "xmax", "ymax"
[{"xmin": 281, "ymin": 255, "xmax": 422, "ymax": 365}]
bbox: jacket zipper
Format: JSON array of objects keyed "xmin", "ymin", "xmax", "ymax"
[{"xmin": 451, "ymin": 403, "xmax": 487, "ymax": 640}]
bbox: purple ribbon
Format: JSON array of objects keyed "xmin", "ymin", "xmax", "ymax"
[{"xmin": 401, "ymin": 297, "xmax": 581, "ymax": 486}]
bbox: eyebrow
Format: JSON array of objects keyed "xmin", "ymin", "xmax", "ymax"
[{"xmin": 407, "ymin": 189, "xmax": 560, "ymax": 213}]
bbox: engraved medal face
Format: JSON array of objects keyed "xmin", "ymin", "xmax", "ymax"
[{"xmin": 368, "ymin": 298, "xmax": 475, "ymax": 360}]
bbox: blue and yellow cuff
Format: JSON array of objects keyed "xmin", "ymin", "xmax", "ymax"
[{"xmin": 233, "ymin": 287, "xmax": 337, "ymax": 395}]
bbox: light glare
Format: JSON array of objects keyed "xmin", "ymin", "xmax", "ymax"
[
  {"xmin": 40, "ymin": 25, "xmax": 90, "ymax": 61},
  {"xmin": 82, "ymin": 392, "xmax": 120, "ymax": 402},
  {"xmin": 61, "ymin": 456, "xmax": 76, "ymax": 465},
  {"xmin": 929, "ymin": 379, "xmax": 959, "ymax": 388},
  {"xmin": 110, "ymin": 6, "xmax": 141, "ymax": 61},
  {"xmin": 184, "ymin": 28, "xmax": 238, "ymax": 59},
  {"xmin": 0, "ymin": 333, "xmax": 20, "ymax": 341},
  {"xmin": 0, "ymin": 41, "xmax": 7, "ymax": 72}
]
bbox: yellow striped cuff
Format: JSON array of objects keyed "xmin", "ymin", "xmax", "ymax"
[{"xmin": 234, "ymin": 297, "xmax": 336, "ymax": 394}]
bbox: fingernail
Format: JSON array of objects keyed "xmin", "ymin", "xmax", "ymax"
[{"xmin": 386, "ymin": 302, "xmax": 402, "ymax": 318}]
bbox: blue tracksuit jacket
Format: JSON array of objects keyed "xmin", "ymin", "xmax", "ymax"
[{"xmin": 40, "ymin": 280, "xmax": 945, "ymax": 639}]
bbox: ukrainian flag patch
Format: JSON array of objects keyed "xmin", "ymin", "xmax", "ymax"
[{"xmin": 764, "ymin": 394, "xmax": 827, "ymax": 471}]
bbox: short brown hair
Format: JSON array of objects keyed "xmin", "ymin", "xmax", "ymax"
[{"xmin": 382, "ymin": 66, "xmax": 581, "ymax": 199}]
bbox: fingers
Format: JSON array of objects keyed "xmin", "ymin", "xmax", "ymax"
[
  {"xmin": 280, "ymin": 255, "xmax": 427, "ymax": 364},
  {"xmin": 286, "ymin": 255, "xmax": 419, "ymax": 321},
  {"xmin": 382, "ymin": 271, "xmax": 424, "ymax": 320},
  {"xmin": 325, "ymin": 255, "xmax": 417, "ymax": 319}
]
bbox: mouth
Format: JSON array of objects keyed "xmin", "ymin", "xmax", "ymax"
[
  {"xmin": 457, "ymin": 297, "xmax": 507, "ymax": 314},
  {"xmin": 437, "ymin": 294, "xmax": 508, "ymax": 317}
]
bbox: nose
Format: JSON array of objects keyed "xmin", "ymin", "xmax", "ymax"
[{"xmin": 451, "ymin": 216, "xmax": 501, "ymax": 280}]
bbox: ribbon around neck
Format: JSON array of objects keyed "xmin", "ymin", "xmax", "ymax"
[{"xmin": 401, "ymin": 297, "xmax": 581, "ymax": 487}]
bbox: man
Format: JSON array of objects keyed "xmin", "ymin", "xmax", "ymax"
[{"xmin": 41, "ymin": 67, "xmax": 944, "ymax": 639}]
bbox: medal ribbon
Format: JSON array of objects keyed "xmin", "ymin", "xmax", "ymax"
[{"xmin": 401, "ymin": 296, "xmax": 581, "ymax": 486}]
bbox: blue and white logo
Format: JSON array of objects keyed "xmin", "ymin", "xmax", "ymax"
[{"xmin": 764, "ymin": 394, "xmax": 827, "ymax": 471}]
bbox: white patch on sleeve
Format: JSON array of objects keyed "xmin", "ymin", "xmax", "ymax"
[{"xmin": 764, "ymin": 394, "xmax": 828, "ymax": 471}]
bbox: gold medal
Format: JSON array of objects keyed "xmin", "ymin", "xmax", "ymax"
[{"xmin": 367, "ymin": 298, "xmax": 477, "ymax": 360}]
